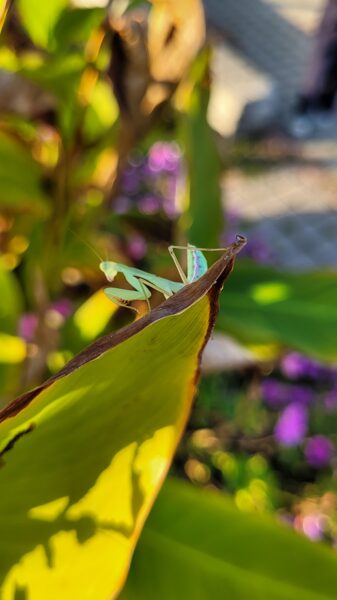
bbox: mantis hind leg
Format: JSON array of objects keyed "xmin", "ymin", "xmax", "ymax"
[
  {"xmin": 168, "ymin": 246, "xmax": 188, "ymax": 284},
  {"xmin": 168, "ymin": 238, "xmax": 246, "ymax": 283}
]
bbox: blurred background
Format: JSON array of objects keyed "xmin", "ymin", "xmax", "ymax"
[{"xmin": 1, "ymin": 0, "xmax": 337, "ymax": 549}]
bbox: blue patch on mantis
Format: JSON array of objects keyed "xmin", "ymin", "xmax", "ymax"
[{"xmin": 99, "ymin": 236, "xmax": 246, "ymax": 312}]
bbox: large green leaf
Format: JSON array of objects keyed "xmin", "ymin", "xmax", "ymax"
[
  {"xmin": 120, "ymin": 477, "xmax": 337, "ymax": 600},
  {"xmin": 218, "ymin": 260, "xmax": 337, "ymax": 361},
  {"xmin": 0, "ymin": 239, "xmax": 244, "ymax": 600}
]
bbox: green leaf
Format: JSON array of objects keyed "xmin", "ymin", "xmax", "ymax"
[
  {"xmin": 0, "ymin": 261, "xmax": 24, "ymax": 398},
  {"xmin": 83, "ymin": 79, "xmax": 119, "ymax": 142},
  {"xmin": 53, "ymin": 7, "xmax": 105, "ymax": 52},
  {"xmin": 0, "ymin": 240, "xmax": 243, "ymax": 600},
  {"xmin": 0, "ymin": 132, "xmax": 48, "ymax": 213},
  {"xmin": 218, "ymin": 260, "xmax": 337, "ymax": 361},
  {"xmin": 21, "ymin": 54, "xmax": 85, "ymax": 100},
  {"xmin": 17, "ymin": 0, "xmax": 68, "ymax": 49},
  {"xmin": 0, "ymin": 260, "xmax": 22, "ymax": 334},
  {"xmin": 180, "ymin": 51, "xmax": 223, "ymax": 247},
  {"xmin": 121, "ymin": 477, "xmax": 337, "ymax": 600}
]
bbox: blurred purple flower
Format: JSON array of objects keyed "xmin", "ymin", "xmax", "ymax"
[
  {"xmin": 138, "ymin": 194, "xmax": 161, "ymax": 214},
  {"xmin": 262, "ymin": 379, "xmax": 288, "ymax": 409},
  {"xmin": 121, "ymin": 168, "xmax": 141, "ymax": 194},
  {"xmin": 148, "ymin": 142, "xmax": 181, "ymax": 173},
  {"xmin": 291, "ymin": 385, "xmax": 314, "ymax": 406},
  {"xmin": 52, "ymin": 299, "xmax": 73, "ymax": 319},
  {"xmin": 163, "ymin": 197, "xmax": 178, "ymax": 217},
  {"xmin": 19, "ymin": 313, "xmax": 38, "ymax": 342},
  {"xmin": 274, "ymin": 403, "xmax": 308, "ymax": 447},
  {"xmin": 281, "ymin": 353, "xmax": 310, "ymax": 379},
  {"xmin": 281, "ymin": 352, "xmax": 325, "ymax": 380},
  {"xmin": 301, "ymin": 515, "xmax": 324, "ymax": 541},
  {"xmin": 304, "ymin": 436, "xmax": 334, "ymax": 468},
  {"xmin": 127, "ymin": 236, "xmax": 147, "ymax": 261}
]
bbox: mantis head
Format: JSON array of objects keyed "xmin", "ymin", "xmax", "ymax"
[{"xmin": 100, "ymin": 261, "xmax": 118, "ymax": 282}]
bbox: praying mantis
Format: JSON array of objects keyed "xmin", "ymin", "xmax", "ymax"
[{"xmin": 99, "ymin": 235, "xmax": 246, "ymax": 312}]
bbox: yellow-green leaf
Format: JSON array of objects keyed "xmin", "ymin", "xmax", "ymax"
[{"xmin": 0, "ymin": 238, "xmax": 244, "ymax": 600}]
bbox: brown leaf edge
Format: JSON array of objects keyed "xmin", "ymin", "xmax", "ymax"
[{"xmin": 0, "ymin": 235, "xmax": 246, "ymax": 424}]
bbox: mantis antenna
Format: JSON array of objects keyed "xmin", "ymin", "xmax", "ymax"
[{"xmin": 69, "ymin": 228, "xmax": 104, "ymax": 262}]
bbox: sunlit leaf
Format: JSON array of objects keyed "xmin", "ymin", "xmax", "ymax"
[
  {"xmin": 0, "ymin": 239, "xmax": 243, "ymax": 600},
  {"xmin": 83, "ymin": 79, "xmax": 119, "ymax": 142},
  {"xmin": 121, "ymin": 477, "xmax": 337, "ymax": 600},
  {"xmin": 17, "ymin": 0, "xmax": 68, "ymax": 49}
]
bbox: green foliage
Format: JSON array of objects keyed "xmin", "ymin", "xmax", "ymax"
[
  {"xmin": 17, "ymin": 0, "xmax": 68, "ymax": 49},
  {"xmin": 179, "ymin": 52, "xmax": 223, "ymax": 247},
  {"xmin": 0, "ymin": 132, "xmax": 48, "ymax": 212},
  {"xmin": 121, "ymin": 477, "xmax": 337, "ymax": 600},
  {"xmin": 219, "ymin": 260, "xmax": 337, "ymax": 360}
]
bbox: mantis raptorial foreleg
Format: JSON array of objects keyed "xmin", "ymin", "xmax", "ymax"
[
  {"xmin": 103, "ymin": 274, "xmax": 173, "ymax": 313},
  {"xmin": 103, "ymin": 291, "xmax": 139, "ymax": 313}
]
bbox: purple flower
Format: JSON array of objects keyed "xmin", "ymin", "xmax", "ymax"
[
  {"xmin": 304, "ymin": 436, "xmax": 334, "ymax": 468},
  {"xmin": 121, "ymin": 168, "xmax": 141, "ymax": 194},
  {"xmin": 281, "ymin": 353, "xmax": 310, "ymax": 379},
  {"xmin": 291, "ymin": 385, "xmax": 314, "ymax": 406},
  {"xmin": 138, "ymin": 194, "xmax": 161, "ymax": 214},
  {"xmin": 148, "ymin": 142, "xmax": 181, "ymax": 173},
  {"xmin": 52, "ymin": 299, "xmax": 72, "ymax": 319},
  {"xmin": 274, "ymin": 403, "xmax": 308, "ymax": 447},
  {"xmin": 262, "ymin": 379, "xmax": 288, "ymax": 409},
  {"xmin": 281, "ymin": 352, "xmax": 326, "ymax": 380},
  {"xmin": 127, "ymin": 235, "xmax": 147, "ymax": 261},
  {"xmin": 301, "ymin": 515, "xmax": 324, "ymax": 541},
  {"xmin": 18, "ymin": 313, "xmax": 38, "ymax": 342}
]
